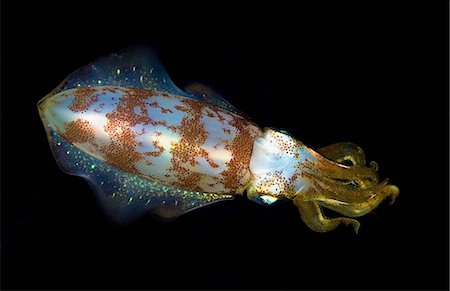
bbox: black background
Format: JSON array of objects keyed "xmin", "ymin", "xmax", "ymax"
[{"xmin": 2, "ymin": 1, "xmax": 448, "ymax": 290}]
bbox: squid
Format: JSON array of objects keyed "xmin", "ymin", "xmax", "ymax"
[{"xmin": 37, "ymin": 46, "xmax": 399, "ymax": 233}]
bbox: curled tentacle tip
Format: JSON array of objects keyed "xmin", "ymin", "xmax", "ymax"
[
  {"xmin": 352, "ymin": 223, "xmax": 360, "ymax": 234},
  {"xmin": 370, "ymin": 161, "xmax": 379, "ymax": 171},
  {"xmin": 386, "ymin": 184, "xmax": 400, "ymax": 205},
  {"xmin": 344, "ymin": 218, "xmax": 360, "ymax": 234},
  {"xmin": 378, "ymin": 179, "xmax": 398, "ymax": 205}
]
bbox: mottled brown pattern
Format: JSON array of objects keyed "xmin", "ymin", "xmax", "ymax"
[
  {"xmin": 171, "ymin": 161, "xmax": 203, "ymax": 191},
  {"xmin": 71, "ymin": 87, "xmax": 261, "ymax": 194},
  {"xmin": 220, "ymin": 117, "xmax": 261, "ymax": 193},
  {"xmin": 62, "ymin": 118, "xmax": 95, "ymax": 144},
  {"xmin": 100, "ymin": 88, "xmax": 190, "ymax": 173},
  {"xmin": 106, "ymin": 88, "xmax": 154, "ymax": 128},
  {"xmin": 169, "ymin": 99, "xmax": 220, "ymax": 191},
  {"xmin": 100, "ymin": 138, "xmax": 143, "ymax": 174},
  {"xmin": 69, "ymin": 87, "xmax": 99, "ymax": 112},
  {"xmin": 101, "ymin": 88, "xmax": 156, "ymax": 173}
]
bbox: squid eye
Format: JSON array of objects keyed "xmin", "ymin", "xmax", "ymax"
[
  {"xmin": 260, "ymin": 195, "xmax": 279, "ymax": 205},
  {"xmin": 339, "ymin": 159, "xmax": 355, "ymax": 166},
  {"xmin": 249, "ymin": 195, "xmax": 279, "ymax": 206}
]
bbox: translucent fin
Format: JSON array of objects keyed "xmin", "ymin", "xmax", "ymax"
[
  {"xmin": 184, "ymin": 83, "xmax": 249, "ymax": 118},
  {"xmin": 46, "ymin": 46, "xmax": 249, "ymax": 118},
  {"xmin": 47, "ymin": 130, "xmax": 234, "ymax": 223},
  {"xmin": 49, "ymin": 45, "xmax": 191, "ymax": 98}
]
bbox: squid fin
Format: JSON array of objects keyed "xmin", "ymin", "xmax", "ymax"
[
  {"xmin": 185, "ymin": 83, "xmax": 250, "ymax": 118},
  {"xmin": 49, "ymin": 45, "xmax": 192, "ymax": 98}
]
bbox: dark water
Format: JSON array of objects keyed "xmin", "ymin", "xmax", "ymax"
[{"xmin": 2, "ymin": 1, "xmax": 448, "ymax": 290}]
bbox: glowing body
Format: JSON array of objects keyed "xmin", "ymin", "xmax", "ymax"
[
  {"xmin": 42, "ymin": 87, "xmax": 261, "ymax": 195},
  {"xmin": 38, "ymin": 46, "xmax": 399, "ymax": 232}
]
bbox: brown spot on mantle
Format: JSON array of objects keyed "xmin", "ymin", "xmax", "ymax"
[
  {"xmin": 69, "ymin": 87, "xmax": 99, "ymax": 112},
  {"xmin": 62, "ymin": 118, "xmax": 95, "ymax": 144}
]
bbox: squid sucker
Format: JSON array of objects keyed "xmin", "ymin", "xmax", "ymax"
[{"xmin": 38, "ymin": 46, "xmax": 399, "ymax": 233}]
